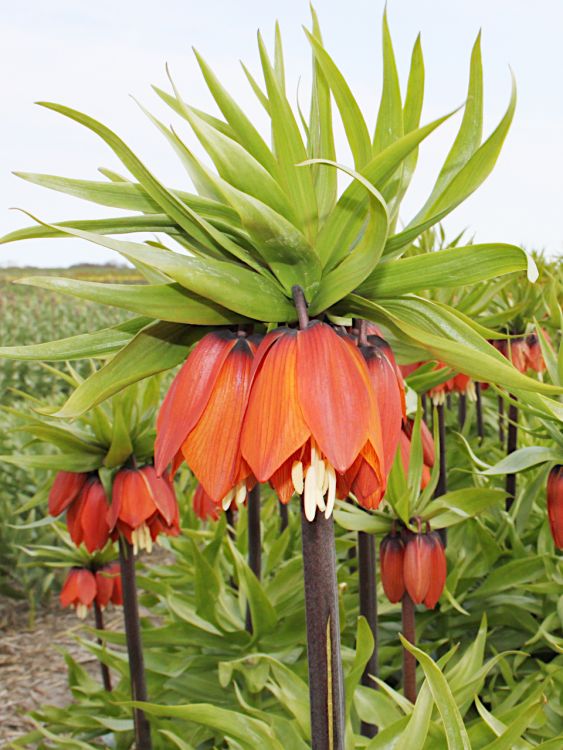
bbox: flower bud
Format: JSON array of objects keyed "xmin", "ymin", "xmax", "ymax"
[
  {"xmin": 380, "ymin": 533, "xmax": 405, "ymax": 603},
  {"xmin": 423, "ymin": 532, "xmax": 447, "ymax": 609},
  {"xmin": 403, "ymin": 532, "xmax": 432, "ymax": 604}
]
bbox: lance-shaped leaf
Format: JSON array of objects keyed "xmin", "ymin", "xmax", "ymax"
[
  {"xmin": 482, "ymin": 446, "xmax": 563, "ymax": 475},
  {"xmin": 257, "ymin": 32, "xmax": 318, "ymax": 240},
  {"xmin": 39, "ymin": 223, "xmax": 295, "ymax": 321},
  {"xmin": 0, "ymin": 316, "xmax": 149, "ymax": 361},
  {"xmin": 0, "ymin": 453, "xmax": 103, "ymax": 473},
  {"xmin": 339, "ymin": 294, "xmax": 562, "ymax": 395},
  {"xmin": 316, "ymin": 110, "xmax": 455, "ymax": 269},
  {"xmin": 422, "ymin": 488, "xmax": 507, "ymax": 528},
  {"xmin": 358, "ymin": 244, "xmax": 538, "ymax": 298},
  {"xmin": 373, "ymin": 10, "xmax": 403, "ymax": 153},
  {"xmin": 395, "ymin": 36, "xmax": 425, "ymax": 206},
  {"xmin": 54, "ymin": 322, "xmax": 203, "ymax": 418},
  {"xmin": 17, "ymin": 276, "xmax": 247, "ymax": 325},
  {"xmin": 306, "ymin": 160, "xmax": 388, "ymax": 313},
  {"xmin": 304, "ymin": 27, "xmax": 372, "ymax": 169},
  {"xmin": 307, "ymin": 6, "xmax": 337, "ymax": 222}
]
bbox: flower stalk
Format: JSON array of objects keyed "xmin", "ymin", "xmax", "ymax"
[
  {"xmin": 475, "ymin": 382, "xmax": 484, "ymax": 441},
  {"xmin": 93, "ymin": 600, "xmax": 112, "ymax": 692},
  {"xmin": 118, "ymin": 537, "xmax": 152, "ymax": 750},
  {"xmin": 245, "ymin": 484, "xmax": 261, "ymax": 633},
  {"xmin": 505, "ymin": 398, "xmax": 519, "ymax": 509},
  {"xmin": 279, "ymin": 501, "xmax": 289, "ymax": 532}
]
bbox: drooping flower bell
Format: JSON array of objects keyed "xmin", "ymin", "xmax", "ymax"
[
  {"xmin": 95, "ymin": 563, "xmax": 123, "ymax": 609},
  {"xmin": 451, "ymin": 373, "xmax": 476, "ymax": 401},
  {"xmin": 155, "ymin": 331, "xmax": 256, "ymax": 507},
  {"xmin": 241, "ymin": 321, "xmax": 384, "ymax": 520},
  {"xmin": 193, "ymin": 483, "xmax": 220, "ymax": 522},
  {"xmin": 49, "ymin": 472, "xmax": 111, "ymax": 553},
  {"xmin": 492, "ymin": 337, "xmax": 529, "ymax": 374},
  {"xmin": 60, "ymin": 567, "xmax": 97, "ymax": 620},
  {"xmin": 547, "ymin": 465, "xmax": 563, "ymax": 549},
  {"xmin": 380, "ymin": 531, "xmax": 405, "ymax": 603},
  {"xmin": 108, "ymin": 465, "xmax": 180, "ymax": 553},
  {"xmin": 525, "ymin": 331, "xmax": 550, "ymax": 373},
  {"xmin": 403, "ymin": 526, "xmax": 447, "ymax": 608}
]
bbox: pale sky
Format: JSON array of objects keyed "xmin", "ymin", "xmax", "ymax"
[{"xmin": 1, "ymin": 0, "xmax": 562, "ymax": 267}]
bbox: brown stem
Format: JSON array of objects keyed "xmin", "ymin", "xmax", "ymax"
[
  {"xmin": 279, "ymin": 501, "xmax": 289, "ymax": 532},
  {"xmin": 301, "ymin": 511, "xmax": 345, "ymax": 749},
  {"xmin": 401, "ymin": 594, "xmax": 417, "ymax": 704},
  {"xmin": 292, "ymin": 285, "xmax": 309, "ymax": 329},
  {"xmin": 245, "ymin": 485, "xmax": 261, "ymax": 633},
  {"xmin": 421, "ymin": 393, "xmax": 428, "ymax": 424},
  {"xmin": 93, "ymin": 602, "xmax": 112, "ymax": 692},
  {"xmin": 358, "ymin": 531, "xmax": 378, "ymax": 738},
  {"xmin": 225, "ymin": 507, "xmax": 236, "ymax": 539},
  {"xmin": 119, "ymin": 538, "xmax": 152, "ymax": 750},
  {"xmin": 476, "ymin": 383, "xmax": 484, "ymax": 442},
  {"xmin": 505, "ymin": 398, "xmax": 518, "ymax": 510}
]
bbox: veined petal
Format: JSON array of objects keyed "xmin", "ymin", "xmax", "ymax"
[
  {"xmin": 155, "ymin": 331, "xmax": 237, "ymax": 475},
  {"xmin": 193, "ymin": 483, "xmax": 220, "ymax": 521},
  {"xmin": 404, "ymin": 533, "xmax": 432, "ymax": 604},
  {"xmin": 79, "ymin": 480, "xmax": 110, "ymax": 553},
  {"xmin": 48, "ymin": 471, "xmax": 88, "ymax": 516},
  {"xmin": 242, "ymin": 331, "xmax": 309, "ymax": 482},
  {"xmin": 95, "ymin": 568, "xmax": 115, "ymax": 607},
  {"xmin": 424, "ymin": 532, "xmax": 447, "ymax": 609},
  {"xmin": 183, "ymin": 339, "xmax": 254, "ymax": 502},
  {"xmin": 110, "ymin": 469, "xmax": 157, "ymax": 529},
  {"xmin": 297, "ymin": 322, "xmax": 372, "ymax": 473},
  {"xmin": 141, "ymin": 466, "xmax": 178, "ymax": 525}
]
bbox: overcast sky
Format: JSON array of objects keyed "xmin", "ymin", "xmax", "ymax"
[{"xmin": 1, "ymin": 0, "xmax": 562, "ymax": 267}]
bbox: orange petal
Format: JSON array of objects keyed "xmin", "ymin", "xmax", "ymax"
[
  {"xmin": 423, "ymin": 533, "xmax": 447, "ymax": 609},
  {"xmin": 241, "ymin": 331, "xmax": 309, "ymax": 482},
  {"xmin": 48, "ymin": 471, "xmax": 88, "ymax": 516},
  {"xmin": 193, "ymin": 483, "xmax": 220, "ymax": 521},
  {"xmin": 547, "ymin": 465, "xmax": 563, "ymax": 549},
  {"xmin": 155, "ymin": 331, "xmax": 237, "ymax": 475},
  {"xmin": 141, "ymin": 466, "xmax": 178, "ymax": 526},
  {"xmin": 404, "ymin": 533, "xmax": 432, "ymax": 604},
  {"xmin": 79, "ymin": 480, "xmax": 110, "ymax": 553},
  {"xmin": 183, "ymin": 340, "xmax": 254, "ymax": 502},
  {"xmin": 110, "ymin": 469, "xmax": 157, "ymax": 529},
  {"xmin": 380, "ymin": 534, "xmax": 405, "ymax": 603},
  {"xmin": 296, "ymin": 323, "xmax": 372, "ymax": 473},
  {"xmin": 95, "ymin": 568, "xmax": 115, "ymax": 607}
]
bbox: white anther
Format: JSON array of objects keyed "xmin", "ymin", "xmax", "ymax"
[{"xmin": 291, "ymin": 461, "xmax": 304, "ymax": 495}]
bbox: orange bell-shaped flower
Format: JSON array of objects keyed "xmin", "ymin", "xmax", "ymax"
[
  {"xmin": 48, "ymin": 471, "xmax": 88, "ymax": 516},
  {"xmin": 380, "ymin": 532, "xmax": 405, "ymax": 603},
  {"xmin": 95, "ymin": 563, "xmax": 123, "ymax": 608},
  {"xmin": 423, "ymin": 531, "xmax": 447, "ymax": 609},
  {"xmin": 241, "ymin": 322, "xmax": 384, "ymax": 520},
  {"xmin": 108, "ymin": 465, "xmax": 180, "ymax": 553},
  {"xmin": 60, "ymin": 568, "xmax": 97, "ymax": 620},
  {"xmin": 547, "ymin": 465, "xmax": 563, "ymax": 549},
  {"xmin": 155, "ymin": 331, "xmax": 256, "ymax": 506},
  {"xmin": 66, "ymin": 476, "xmax": 111, "ymax": 553},
  {"xmin": 403, "ymin": 532, "xmax": 433, "ymax": 604}
]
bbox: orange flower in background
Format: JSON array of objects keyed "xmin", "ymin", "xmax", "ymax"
[
  {"xmin": 493, "ymin": 338, "xmax": 529, "ymax": 374},
  {"xmin": 108, "ymin": 465, "xmax": 180, "ymax": 553},
  {"xmin": 193, "ymin": 483, "xmax": 220, "ymax": 522},
  {"xmin": 48, "ymin": 471, "xmax": 88, "ymax": 516},
  {"xmin": 95, "ymin": 563, "xmax": 123, "ymax": 608},
  {"xmin": 63, "ymin": 476, "xmax": 111, "ymax": 553},
  {"xmin": 380, "ymin": 532, "xmax": 405, "ymax": 603},
  {"xmin": 60, "ymin": 568, "xmax": 97, "ymax": 619},
  {"xmin": 451, "ymin": 372, "xmax": 476, "ymax": 400},
  {"xmin": 155, "ymin": 331, "xmax": 256, "ymax": 506},
  {"xmin": 525, "ymin": 331, "xmax": 550, "ymax": 373},
  {"xmin": 547, "ymin": 465, "xmax": 563, "ymax": 549},
  {"xmin": 241, "ymin": 322, "xmax": 385, "ymax": 520}
]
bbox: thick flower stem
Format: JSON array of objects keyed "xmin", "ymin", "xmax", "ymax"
[
  {"xmin": 358, "ymin": 531, "xmax": 378, "ymax": 738},
  {"xmin": 475, "ymin": 383, "xmax": 484, "ymax": 442},
  {"xmin": 401, "ymin": 593, "xmax": 417, "ymax": 704},
  {"xmin": 301, "ymin": 511, "xmax": 345, "ymax": 750},
  {"xmin": 505, "ymin": 398, "xmax": 519, "ymax": 510},
  {"xmin": 279, "ymin": 501, "xmax": 289, "ymax": 532},
  {"xmin": 245, "ymin": 485, "xmax": 261, "ymax": 633},
  {"xmin": 225, "ymin": 508, "xmax": 236, "ymax": 539},
  {"xmin": 498, "ymin": 396, "xmax": 505, "ymax": 447},
  {"xmin": 458, "ymin": 393, "xmax": 466, "ymax": 429},
  {"xmin": 118, "ymin": 538, "xmax": 152, "ymax": 750},
  {"xmin": 93, "ymin": 601, "xmax": 112, "ymax": 692}
]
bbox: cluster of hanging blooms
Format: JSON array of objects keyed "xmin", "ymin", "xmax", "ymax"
[
  {"xmin": 491, "ymin": 330, "xmax": 550, "ymax": 374},
  {"xmin": 156, "ymin": 319, "xmax": 402, "ymax": 522},
  {"xmin": 109, "ymin": 465, "xmax": 180, "ymax": 554},
  {"xmin": 547, "ymin": 465, "xmax": 562, "ymax": 549},
  {"xmin": 380, "ymin": 522, "xmax": 447, "ymax": 609},
  {"xmin": 49, "ymin": 472, "xmax": 110, "ymax": 553},
  {"xmin": 60, "ymin": 563, "xmax": 122, "ymax": 619}
]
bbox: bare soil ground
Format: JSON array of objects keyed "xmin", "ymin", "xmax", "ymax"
[{"xmin": 0, "ymin": 598, "xmax": 123, "ymax": 747}]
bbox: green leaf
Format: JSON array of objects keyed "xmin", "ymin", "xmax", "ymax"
[
  {"xmin": 17, "ymin": 275, "xmax": 247, "ymax": 325},
  {"xmin": 358, "ymin": 244, "xmax": 538, "ymax": 298},
  {"xmin": 304, "ymin": 28, "xmax": 372, "ymax": 169},
  {"xmin": 304, "ymin": 160, "xmax": 388, "ymax": 313},
  {"xmin": 0, "ymin": 453, "xmax": 102, "ymax": 472},
  {"xmin": 423, "ymin": 488, "xmax": 506, "ymax": 528},
  {"xmin": 400, "ymin": 636, "xmax": 471, "ymax": 750},
  {"xmin": 54, "ymin": 321, "xmax": 202, "ymax": 417},
  {"xmin": 373, "ymin": 10, "xmax": 403, "ymax": 153},
  {"xmin": 43, "ymin": 224, "xmax": 295, "ymax": 321},
  {"xmin": 0, "ymin": 316, "xmax": 149, "ymax": 361},
  {"xmin": 228, "ymin": 538, "xmax": 278, "ymax": 638},
  {"xmin": 103, "ymin": 395, "xmax": 134, "ymax": 469},
  {"xmin": 482, "ymin": 446, "xmax": 563, "ymax": 475},
  {"xmin": 257, "ymin": 33, "xmax": 318, "ymax": 240}
]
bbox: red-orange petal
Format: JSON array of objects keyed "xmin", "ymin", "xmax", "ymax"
[
  {"xmin": 296, "ymin": 322, "xmax": 372, "ymax": 473},
  {"xmin": 79, "ymin": 480, "xmax": 110, "ymax": 553},
  {"xmin": 380, "ymin": 534, "xmax": 405, "ymax": 603},
  {"xmin": 60, "ymin": 568, "xmax": 96, "ymax": 608},
  {"xmin": 155, "ymin": 331, "xmax": 238, "ymax": 475},
  {"xmin": 109, "ymin": 469, "xmax": 157, "ymax": 530},
  {"xmin": 48, "ymin": 471, "xmax": 88, "ymax": 516},
  {"xmin": 193, "ymin": 483, "xmax": 220, "ymax": 521},
  {"xmin": 404, "ymin": 533, "xmax": 432, "ymax": 604},
  {"xmin": 95, "ymin": 568, "xmax": 115, "ymax": 607},
  {"xmin": 241, "ymin": 331, "xmax": 309, "ymax": 482},
  {"xmin": 547, "ymin": 465, "xmax": 563, "ymax": 549},
  {"xmin": 183, "ymin": 339, "xmax": 254, "ymax": 502},
  {"xmin": 141, "ymin": 466, "xmax": 178, "ymax": 526},
  {"xmin": 423, "ymin": 532, "xmax": 447, "ymax": 609}
]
